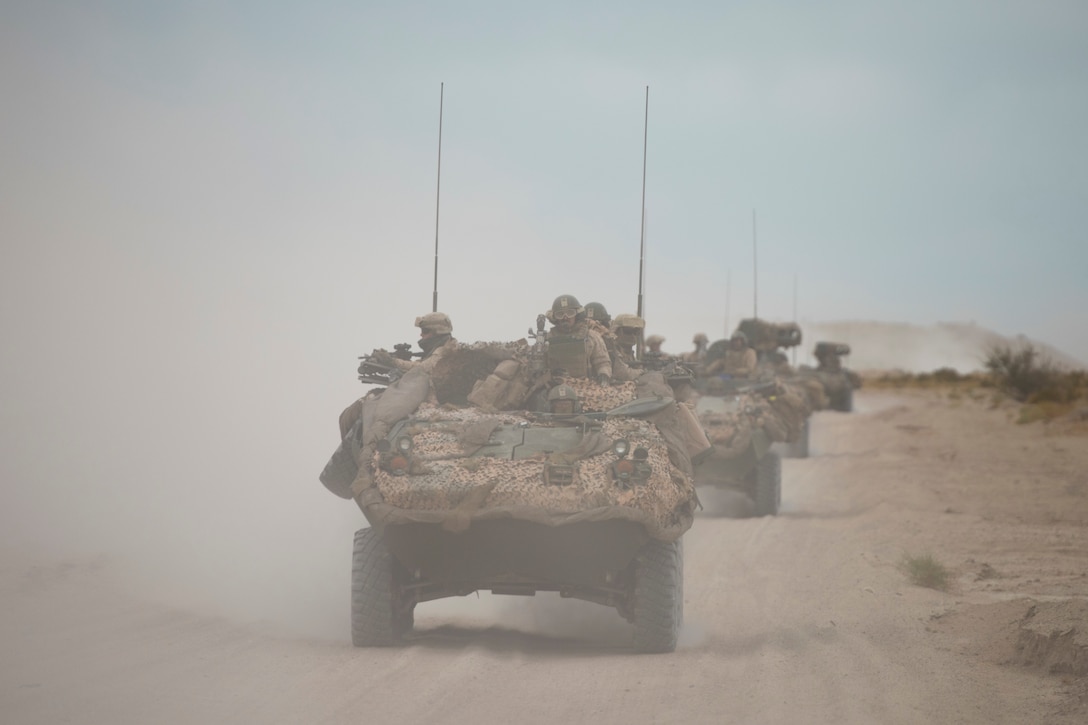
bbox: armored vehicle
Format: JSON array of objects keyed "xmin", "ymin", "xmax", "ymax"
[
  {"xmin": 797, "ymin": 341, "xmax": 862, "ymax": 413},
  {"xmin": 699, "ymin": 327, "xmax": 813, "ymax": 461},
  {"xmin": 689, "ymin": 377, "xmax": 808, "ymax": 515},
  {"xmin": 321, "ymin": 342, "xmax": 700, "ymax": 653}
]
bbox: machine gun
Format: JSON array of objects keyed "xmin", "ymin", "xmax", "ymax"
[
  {"xmin": 357, "ymin": 351, "xmax": 406, "ymax": 386},
  {"xmin": 356, "ymin": 340, "xmax": 424, "ymax": 386},
  {"xmin": 526, "ymin": 314, "xmax": 549, "ymax": 375},
  {"xmin": 392, "ymin": 342, "xmax": 417, "ymax": 361}
]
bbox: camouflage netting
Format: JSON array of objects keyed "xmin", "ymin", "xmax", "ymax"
[
  {"xmin": 736, "ymin": 318, "xmax": 802, "ymax": 353},
  {"xmin": 793, "ymin": 367, "xmax": 862, "ymax": 408},
  {"xmin": 565, "ymin": 378, "xmax": 638, "ymax": 412},
  {"xmin": 696, "ymin": 381, "xmax": 811, "ymax": 456},
  {"xmin": 360, "ymin": 403, "xmax": 696, "ymax": 542}
]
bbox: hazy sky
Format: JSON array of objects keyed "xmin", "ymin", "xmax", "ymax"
[{"xmin": 1, "ymin": 2, "xmax": 1086, "ymax": 620}]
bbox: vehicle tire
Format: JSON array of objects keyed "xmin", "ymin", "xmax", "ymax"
[
  {"xmin": 832, "ymin": 386, "xmax": 854, "ymax": 413},
  {"xmin": 785, "ymin": 418, "xmax": 810, "ymax": 459},
  {"xmin": 753, "ymin": 452, "xmax": 781, "ymax": 516},
  {"xmin": 351, "ymin": 527, "xmax": 412, "ymax": 646},
  {"xmin": 631, "ymin": 538, "xmax": 683, "ymax": 654}
]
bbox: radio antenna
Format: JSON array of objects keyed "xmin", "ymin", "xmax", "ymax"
[
  {"xmin": 792, "ymin": 273, "xmax": 798, "ymax": 367},
  {"xmin": 432, "ymin": 82, "xmax": 444, "ymax": 313},
  {"xmin": 752, "ymin": 208, "xmax": 758, "ymax": 319},
  {"xmin": 725, "ymin": 269, "xmax": 731, "ymax": 337},
  {"xmin": 636, "ymin": 85, "xmax": 649, "ymax": 321}
]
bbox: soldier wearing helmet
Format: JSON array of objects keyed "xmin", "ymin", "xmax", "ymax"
[
  {"xmin": 704, "ymin": 329, "xmax": 757, "ymax": 378},
  {"xmin": 372, "ymin": 311, "xmax": 459, "ymax": 373},
  {"xmin": 608, "ymin": 313, "xmax": 645, "ymax": 381},
  {"xmin": 547, "ymin": 384, "xmax": 582, "ymax": 416},
  {"xmin": 583, "ymin": 302, "xmax": 612, "ymax": 330},
  {"xmin": 641, "ymin": 334, "xmax": 670, "ymax": 371},
  {"xmin": 684, "ymin": 333, "xmax": 710, "ymax": 364},
  {"xmin": 544, "ymin": 295, "xmax": 612, "ymax": 383}
]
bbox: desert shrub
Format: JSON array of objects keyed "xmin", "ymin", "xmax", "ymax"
[
  {"xmin": 983, "ymin": 342, "xmax": 1063, "ymax": 402},
  {"xmin": 901, "ymin": 553, "xmax": 950, "ymax": 591},
  {"xmin": 1017, "ymin": 401, "xmax": 1075, "ymax": 424},
  {"xmin": 932, "ymin": 367, "xmax": 962, "ymax": 383}
]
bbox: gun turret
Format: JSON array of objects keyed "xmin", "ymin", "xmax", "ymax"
[
  {"xmin": 357, "ymin": 354, "xmax": 404, "ymax": 387},
  {"xmin": 527, "ymin": 314, "xmax": 549, "ymax": 375}
]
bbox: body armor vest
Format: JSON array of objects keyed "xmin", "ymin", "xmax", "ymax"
[{"xmin": 546, "ymin": 333, "xmax": 590, "ymax": 378}]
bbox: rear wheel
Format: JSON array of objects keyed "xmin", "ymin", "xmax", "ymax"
[
  {"xmin": 753, "ymin": 452, "xmax": 782, "ymax": 516},
  {"xmin": 831, "ymin": 386, "xmax": 854, "ymax": 412},
  {"xmin": 351, "ymin": 527, "xmax": 413, "ymax": 646},
  {"xmin": 631, "ymin": 538, "xmax": 683, "ymax": 653},
  {"xmin": 785, "ymin": 418, "xmax": 810, "ymax": 459}
]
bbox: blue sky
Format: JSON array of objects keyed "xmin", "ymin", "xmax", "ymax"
[
  {"xmin": 4, "ymin": 1, "xmax": 1086, "ymax": 364},
  {"xmin": 1, "ymin": 0, "xmax": 1086, "ymax": 623}
]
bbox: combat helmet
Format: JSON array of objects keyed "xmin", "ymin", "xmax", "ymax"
[
  {"xmin": 611, "ymin": 314, "xmax": 645, "ymax": 346},
  {"xmin": 549, "ymin": 294, "xmax": 583, "ymax": 320},
  {"xmin": 645, "ymin": 335, "xmax": 665, "ymax": 347},
  {"xmin": 414, "ymin": 311, "xmax": 453, "ymax": 335},
  {"xmin": 547, "ymin": 383, "xmax": 581, "ymax": 414},
  {"xmin": 693, "ymin": 332, "xmax": 709, "ymax": 344},
  {"xmin": 584, "ymin": 301, "xmax": 611, "ymax": 326},
  {"xmin": 611, "ymin": 313, "xmax": 645, "ymax": 332}
]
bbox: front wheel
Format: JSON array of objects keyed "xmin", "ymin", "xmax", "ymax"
[
  {"xmin": 753, "ymin": 452, "xmax": 782, "ymax": 516},
  {"xmin": 351, "ymin": 527, "xmax": 413, "ymax": 646},
  {"xmin": 831, "ymin": 386, "xmax": 854, "ymax": 413},
  {"xmin": 631, "ymin": 538, "xmax": 683, "ymax": 653},
  {"xmin": 785, "ymin": 418, "xmax": 810, "ymax": 459}
]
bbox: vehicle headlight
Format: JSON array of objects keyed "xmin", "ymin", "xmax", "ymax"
[{"xmin": 612, "ymin": 439, "xmax": 630, "ymax": 458}]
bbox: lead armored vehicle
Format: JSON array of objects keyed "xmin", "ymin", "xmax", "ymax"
[{"xmin": 321, "ymin": 336, "xmax": 700, "ymax": 653}]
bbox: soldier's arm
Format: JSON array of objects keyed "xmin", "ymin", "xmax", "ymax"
[
  {"xmin": 587, "ymin": 331, "xmax": 613, "ymax": 378},
  {"xmin": 741, "ymin": 349, "xmax": 758, "ymax": 375}
]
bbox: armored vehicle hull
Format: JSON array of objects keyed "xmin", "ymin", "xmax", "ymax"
[
  {"xmin": 692, "ymin": 390, "xmax": 783, "ymax": 516},
  {"xmin": 325, "ymin": 365, "xmax": 697, "ymax": 653}
]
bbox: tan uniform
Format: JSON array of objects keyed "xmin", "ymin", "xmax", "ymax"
[
  {"xmin": 390, "ymin": 337, "xmax": 459, "ymax": 374},
  {"xmin": 611, "ymin": 344, "xmax": 641, "ymax": 382},
  {"xmin": 546, "ymin": 321, "xmax": 612, "ymax": 379},
  {"xmin": 706, "ymin": 347, "xmax": 757, "ymax": 377}
]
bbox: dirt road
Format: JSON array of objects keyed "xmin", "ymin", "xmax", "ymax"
[{"xmin": 3, "ymin": 390, "xmax": 1086, "ymax": 723}]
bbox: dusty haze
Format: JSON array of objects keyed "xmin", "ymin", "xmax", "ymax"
[{"xmin": 0, "ymin": 317, "xmax": 1079, "ymax": 641}]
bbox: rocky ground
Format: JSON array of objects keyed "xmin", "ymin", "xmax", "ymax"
[{"xmin": 1, "ymin": 388, "xmax": 1086, "ymax": 723}]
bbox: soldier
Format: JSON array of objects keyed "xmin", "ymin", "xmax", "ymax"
[
  {"xmin": 544, "ymin": 294, "xmax": 612, "ymax": 383},
  {"xmin": 643, "ymin": 334, "xmax": 670, "ymax": 371},
  {"xmin": 609, "ymin": 313, "xmax": 645, "ymax": 381},
  {"xmin": 583, "ymin": 301, "xmax": 612, "ymax": 332},
  {"xmin": 704, "ymin": 330, "xmax": 758, "ymax": 378},
  {"xmin": 684, "ymin": 333, "xmax": 709, "ymax": 364},
  {"xmin": 815, "ymin": 343, "xmax": 844, "ymax": 372},
  {"xmin": 371, "ymin": 312, "xmax": 458, "ymax": 374},
  {"xmin": 547, "ymin": 383, "xmax": 581, "ymax": 415}
]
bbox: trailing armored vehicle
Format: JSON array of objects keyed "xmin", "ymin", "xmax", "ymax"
[
  {"xmin": 796, "ymin": 341, "xmax": 862, "ymax": 413},
  {"xmin": 688, "ymin": 375, "xmax": 811, "ymax": 515},
  {"xmin": 699, "ymin": 321, "xmax": 813, "ymax": 462},
  {"xmin": 321, "ymin": 338, "xmax": 701, "ymax": 653}
]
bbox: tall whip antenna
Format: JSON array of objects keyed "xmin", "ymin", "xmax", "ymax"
[
  {"xmin": 752, "ymin": 208, "xmax": 758, "ymax": 319},
  {"xmin": 432, "ymin": 82, "xmax": 444, "ymax": 313},
  {"xmin": 725, "ymin": 269, "xmax": 731, "ymax": 337},
  {"xmin": 636, "ymin": 86, "xmax": 649, "ymax": 321},
  {"xmin": 792, "ymin": 273, "xmax": 798, "ymax": 367}
]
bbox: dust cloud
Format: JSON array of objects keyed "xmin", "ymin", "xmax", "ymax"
[
  {"xmin": 801, "ymin": 320, "xmax": 1085, "ymax": 372},
  {"xmin": 1, "ymin": 238, "xmax": 1077, "ymax": 645}
]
